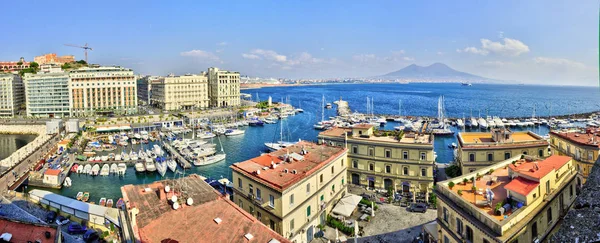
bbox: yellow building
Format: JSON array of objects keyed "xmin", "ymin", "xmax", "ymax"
[
  {"xmin": 457, "ymin": 128, "xmax": 549, "ymax": 174},
  {"xmin": 69, "ymin": 66, "xmax": 137, "ymax": 116},
  {"xmin": 318, "ymin": 124, "xmax": 435, "ymax": 196},
  {"xmin": 150, "ymin": 73, "xmax": 210, "ymax": 111},
  {"xmin": 549, "ymin": 129, "xmax": 599, "ymax": 182},
  {"xmin": 231, "ymin": 141, "xmax": 348, "ymax": 243},
  {"xmin": 435, "ymin": 155, "xmax": 578, "ymax": 243},
  {"xmin": 208, "ymin": 67, "xmax": 240, "ymax": 107}
]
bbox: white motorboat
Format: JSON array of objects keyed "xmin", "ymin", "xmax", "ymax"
[
  {"xmin": 76, "ymin": 165, "xmax": 84, "ymax": 173},
  {"xmin": 194, "ymin": 153, "xmax": 226, "ymax": 166},
  {"xmin": 456, "ymin": 119, "xmax": 464, "ymax": 128},
  {"xmin": 134, "ymin": 133, "xmax": 141, "ymax": 139},
  {"xmin": 90, "ymin": 164, "xmax": 100, "ymax": 176},
  {"xmin": 117, "ymin": 163, "xmax": 127, "ymax": 175},
  {"xmin": 470, "ymin": 117, "xmax": 478, "ymax": 128},
  {"xmin": 224, "ymin": 129, "xmax": 245, "ymax": 136},
  {"xmin": 83, "ymin": 164, "xmax": 92, "ymax": 174},
  {"xmin": 101, "ymin": 156, "xmax": 109, "ymax": 162},
  {"xmin": 115, "ymin": 154, "xmax": 122, "ymax": 161},
  {"xmin": 146, "ymin": 150, "xmax": 157, "ymax": 159},
  {"xmin": 63, "ymin": 177, "xmax": 72, "ymax": 187},
  {"xmin": 478, "ymin": 118, "xmax": 488, "ymax": 129},
  {"xmin": 145, "ymin": 159, "xmax": 157, "ymax": 172},
  {"xmin": 197, "ymin": 132, "xmax": 216, "ymax": 139},
  {"xmin": 134, "ymin": 162, "xmax": 145, "ymax": 173},
  {"xmin": 130, "ymin": 151, "xmax": 138, "ymax": 160},
  {"xmin": 100, "ymin": 164, "xmax": 110, "ymax": 176},
  {"xmin": 156, "ymin": 160, "xmax": 167, "ymax": 177},
  {"xmin": 110, "ymin": 164, "xmax": 119, "ymax": 174},
  {"xmin": 166, "ymin": 159, "xmax": 177, "ymax": 172},
  {"xmin": 265, "ymin": 141, "xmax": 297, "ymax": 152}
]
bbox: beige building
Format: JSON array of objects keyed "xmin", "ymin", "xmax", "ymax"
[
  {"xmin": 549, "ymin": 128, "xmax": 598, "ymax": 183},
  {"xmin": 435, "ymin": 155, "xmax": 578, "ymax": 243},
  {"xmin": 69, "ymin": 66, "xmax": 137, "ymax": 116},
  {"xmin": 231, "ymin": 141, "xmax": 348, "ymax": 243},
  {"xmin": 151, "ymin": 74, "xmax": 210, "ymax": 111},
  {"xmin": 34, "ymin": 53, "xmax": 75, "ymax": 65},
  {"xmin": 0, "ymin": 74, "xmax": 24, "ymax": 117},
  {"xmin": 318, "ymin": 124, "xmax": 435, "ymax": 196},
  {"xmin": 208, "ymin": 67, "xmax": 240, "ymax": 107},
  {"xmin": 457, "ymin": 128, "xmax": 549, "ymax": 174}
]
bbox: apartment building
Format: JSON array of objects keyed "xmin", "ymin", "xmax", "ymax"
[
  {"xmin": 0, "ymin": 74, "xmax": 24, "ymax": 117},
  {"xmin": 435, "ymin": 155, "xmax": 578, "ymax": 243},
  {"xmin": 208, "ymin": 67, "xmax": 240, "ymax": 107},
  {"xmin": 151, "ymin": 74, "xmax": 210, "ymax": 110},
  {"xmin": 231, "ymin": 141, "xmax": 348, "ymax": 243},
  {"xmin": 549, "ymin": 128, "xmax": 599, "ymax": 182},
  {"xmin": 69, "ymin": 66, "xmax": 137, "ymax": 116},
  {"xmin": 457, "ymin": 128, "xmax": 549, "ymax": 174},
  {"xmin": 23, "ymin": 70, "xmax": 71, "ymax": 118},
  {"xmin": 318, "ymin": 124, "xmax": 435, "ymax": 196},
  {"xmin": 136, "ymin": 76, "xmax": 160, "ymax": 106}
]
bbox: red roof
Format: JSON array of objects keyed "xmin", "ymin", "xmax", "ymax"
[
  {"xmin": 504, "ymin": 177, "xmax": 540, "ymax": 196},
  {"xmin": 0, "ymin": 218, "xmax": 57, "ymax": 243},
  {"xmin": 353, "ymin": 124, "xmax": 374, "ymax": 129},
  {"xmin": 44, "ymin": 169, "xmax": 61, "ymax": 176},
  {"xmin": 231, "ymin": 141, "xmax": 347, "ymax": 191},
  {"xmin": 509, "ymin": 155, "xmax": 571, "ymax": 179}
]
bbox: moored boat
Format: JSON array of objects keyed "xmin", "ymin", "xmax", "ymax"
[
  {"xmin": 118, "ymin": 163, "xmax": 127, "ymax": 175},
  {"xmin": 116, "ymin": 198, "xmax": 125, "ymax": 208},
  {"xmin": 134, "ymin": 162, "xmax": 145, "ymax": 173},
  {"xmin": 106, "ymin": 199, "xmax": 114, "ymax": 208},
  {"xmin": 166, "ymin": 159, "xmax": 177, "ymax": 172},
  {"xmin": 109, "ymin": 164, "xmax": 119, "ymax": 174},
  {"xmin": 82, "ymin": 192, "xmax": 90, "ymax": 202},
  {"xmin": 90, "ymin": 164, "xmax": 100, "ymax": 176},
  {"xmin": 76, "ymin": 192, "xmax": 83, "ymax": 201},
  {"xmin": 100, "ymin": 164, "xmax": 110, "ymax": 176},
  {"xmin": 145, "ymin": 159, "xmax": 157, "ymax": 172},
  {"xmin": 99, "ymin": 198, "xmax": 106, "ymax": 206}
]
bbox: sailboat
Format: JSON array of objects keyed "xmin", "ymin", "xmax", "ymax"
[
  {"xmin": 156, "ymin": 157, "xmax": 167, "ymax": 177},
  {"xmin": 194, "ymin": 136, "xmax": 226, "ymax": 166},
  {"xmin": 431, "ymin": 96, "xmax": 454, "ymax": 135},
  {"xmin": 313, "ymin": 95, "xmax": 328, "ymax": 130},
  {"xmin": 265, "ymin": 118, "xmax": 298, "ymax": 152},
  {"xmin": 166, "ymin": 158, "xmax": 177, "ymax": 172}
]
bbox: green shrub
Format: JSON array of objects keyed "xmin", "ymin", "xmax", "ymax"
[
  {"xmin": 359, "ymin": 198, "xmax": 379, "ymax": 211},
  {"xmin": 448, "ymin": 181, "xmax": 455, "ymax": 189},
  {"xmin": 327, "ymin": 215, "xmax": 355, "ymax": 236},
  {"xmin": 462, "ymin": 178, "xmax": 469, "ymax": 185},
  {"xmin": 489, "ymin": 169, "xmax": 495, "ymax": 174},
  {"xmin": 472, "ymin": 186, "xmax": 477, "ymax": 192},
  {"xmin": 457, "ymin": 190, "xmax": 463, "ymax": 196},
  {"xmin": 445, "ymin": 164, "xmax": 461, "ymax": 178}
]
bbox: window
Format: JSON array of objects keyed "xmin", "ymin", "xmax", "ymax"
[
  {"xmin": 539, "ymin": 149, "xmax": 544, "ymax": 157},
  {"xmin": 239, "ymin": 199, "xmax": 243, "ymax": 208},
  {"xmin": 403, "ymin": 151, "xmax": 408, "ymax": 159},
  {"xmin": 570, "ymin": 184, "xmax": 574, "ymax": 198},
  {"xmin": 320, "ymin": 174, "xmax": 324, "ymax": 183},
  {"xmin": 368, "ymin": 148, "xmax": 374, "ymax": 156},
  {"xmin": 369, "ymin": 163, "xmax": 374, "ymax": 171},
  {"xmin": 385, "ymin": 150, "xmax": 391, "ymax": 158},
  {"xmin": 533, "ymin": 193, "xmax": 537, "ymax": 199},
  {"xmin": 290, "ymin": 219, "xmax": 295, "ymax": 231},
  {"xmin": 269, "ymin": 195, "xmax": 275, "ymax": 208},
  {"xmin": 306, "ymin": 183, "xmax": 311, "ymax": 194},
  {"xmin": 342, "ymin": 178, "xmax": 344, "ymax": 185},
  {"xmin": 466, "ymin": 226, "xmax": 473, "ymax": 243},
  {"xmin": 421, "ymin": 168, "xmax": 426, "ymax": 177},
  {"xmin": 532, "ymin": 221, "xmax": 538, "ymax": 240},
  {"xmin": 443, "ymin": 207, "xmax": 448, "ymax": 223},
  {"xmin": 420, "ymin": 152, "xmax": 426, "ymax": 160},
  {"xmin": 352, "ymin": 146, "xmax": 358, "ymax": 154},
  {"xmin": 341, "ymin": 159, "xmax": 344, "ymax": 167},
  {"xmin": 238, "ymin": 178, "xmax": 243, "ymax": 188},
  {"xmin": 321, "ymin": 194, "xmax": 324, "ymax": 201},
  {"xmin": 269, "ymin": 220, "xmax": 275, "ymax": 230},
  {"xmin": 290, "ymin": 194, "xmax": 294, "ymax": 207},
  {"xmin": 546, "ymin": 180, "xmax": 550, "ymax": 194},
  {"xmin": 444, "ymin": 236, "xmax": 450, "ymax": 243},
  {"xmin": 523, "ymin": 150, "xmax": 528, "ymax": 155},
  {"xmin": 588, "ymin": 151, "xmax": 594, "ymax": 160},
  {"xmin": 386, "ymin": 165, "xmax": 391, "ymax": 173},
  {"xmin": 332, "ymin": 184, "xmax": 335, "ymax": 192},
  {"xmin": 483, "ymin": 239, "xmax": 490, "ymax": 243},
  {"xmin": 249, "ymin": 206, "xmax": 254, "ymax": 215},
  {"xmin": 249, "ymin": 184, "xmax": 254, "ymax": 195},
  {"xmin": 353, "ymin": 160, "xmax": 358, "ymax": 168},
  {"xmin": 456, "ymin": 218, "xmax": 463, "ymax": 235},
  {"xmin": 331, "ymin": 166, "xmax": 335, "ymax": 175},
  {"xmin": 257, "ymin": 211, "xmax": 262, "ymax": 221},
  {"xmin": 487, "ymin": 153, "xmax": 493, "ymax": 162},
  {"xmin": 403, "ymin": 167, "xmax": 408, "ymax": 175},
  {"xmin": 307, "ymin": 206, "xmax": 311, "ymax": 217},
  {"xmin": 469, "ymin": 153, "xmax": 475, "ymax": 162},
  {"xmin": 256, "ymin": 188, "xmax": 262, "ymax": 200},
  {"xmin": 504, "ymin": 152, "xmax": 511, "ymax": 160},
  {"xmin": 547, "ymin": 207, "xmax": 552, "ymax": 225}
]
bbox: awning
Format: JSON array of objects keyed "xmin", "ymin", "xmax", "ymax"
[
  {"xmin": 332, "ymin": 194, "xmax": 362, "ymax": 217},
  {"xmin": 423, "ymin": 221, "xmax": 439, "ymax": 241}
]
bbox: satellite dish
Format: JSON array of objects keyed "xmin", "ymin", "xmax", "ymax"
[
  {"xmin": 172, "ymin": 202, "xmax": 179, "ymax": 210},
  {"xmin": 165, "ymin": 186, "xmax": 170, "ymax": 193},
  {"xmin": 171, "ymin": 195, "xmax": 178, "ymax": 203},
  {"xmin": 187, "ymin": 198, "xmax": 193, "ymax": 206}
]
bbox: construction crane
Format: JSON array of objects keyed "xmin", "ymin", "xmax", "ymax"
[{"xmin": 64, "ymin": 43, "xmax": 93, "ymax": 64}]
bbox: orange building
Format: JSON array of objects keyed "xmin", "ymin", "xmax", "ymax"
[
  {"xmin": 34, "ymin": 53, "xmax": 75, "ymax": 65},
  {"xmin": 0, "ymin": 57, "xmax": 30, "ymax": 73}
]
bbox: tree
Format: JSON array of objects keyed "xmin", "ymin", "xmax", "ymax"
[
  {"xmin": 76, "ymin": 60, "xmax": 87, "ymax": 65},
  {"xmin": 29, "ymin": 62, "xmax": 39, "ymax": 69},
  {"xmin": 448, "ymin": 181, "xmax": 455, "ymax": 190},
  {"xmin": 16, "ymin": 61, "xmax": 23, "ymax": 66}
]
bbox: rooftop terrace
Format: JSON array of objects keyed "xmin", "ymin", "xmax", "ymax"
[
  {"xmin": 550, "ymin": 128, "xmax": 600, "ymax": 147},
  {"xmin": 319, "ymin": 127, "xmax": 432, "ymax": 145},
  {"xmin": 231, "ymin": 141, "xmax": 347, "ymax": 191},
  {"xmin": 458, "ymin": 130, "xmax": 547, "ymax": 149},
  {"xmin": 0, "ymin": 217, "xmax": 57, "ymax": 243}
]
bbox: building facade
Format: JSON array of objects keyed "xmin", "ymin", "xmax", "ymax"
[
  {"xmin": 208, "ymin": 67, "xmax": 240, "ymax": 107},
  {"xmin": 0, "ymin": 57, "xmax": 30, "ymax": 73},
  {"xmin": 549, "ymin": 128, "xmax": 598, "ymax": 182},
  {"xmin": 457, "ymin": 129, "xmax": 549, "ymax": 174},
  {"xmin": 151, "ymin": 74, "xmax": 210, "ymax": 110},
  {"xmin": 136, "ymin": 76, "xmax": 160, "ymax": 106},
  {"xmin": 231, "ymin": 141, "xmax": 348, "ymax": 243},
  {"xmin": 318, "ymin": 124, "xmax": 435, "ymax": 196},
  {"xmin": 435, "ymin": 155, "xmax": 578, "ymax": 243},
  {"xmin": 0, "ymin": 74, "xmax": 24, "ymax": 117},
  {"xmin": 34, "ymin": 53, "xmax": 75, "ymax": 65},
  {"xmin": 24, "ymin": 71, "xmax": 71, "ymax": 118},
  {"xmin": 68, "ymin": 66, "xmax": 137, "ymax": 116}
]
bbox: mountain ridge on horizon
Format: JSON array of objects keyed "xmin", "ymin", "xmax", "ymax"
[{"xmin": 379, "ymin": 62, "xmax": 496, "ymax": 82}]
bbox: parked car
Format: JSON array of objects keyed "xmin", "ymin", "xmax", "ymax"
[
  {"xmin": 46, "ymin": 211, "xmax": 57, "ymax": 223},
  {"xmin": 68, "ymin": 223, "xmax": 88, "ymax": 234},
  {"xmin": 83, "ymin": 230, "xmax": 99, "ymax": 242},
  {"xmin": 408, "ymin": 203, "xmax": 428, "ymax": 213},
  {"xmin": 55, "ymin": 215, "xmax": 70, "ymax": 225}
]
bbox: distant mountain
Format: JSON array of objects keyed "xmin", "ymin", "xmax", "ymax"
[{"xmin": 380, "ymin": 63, "xmax": 491, "ymax": 81}]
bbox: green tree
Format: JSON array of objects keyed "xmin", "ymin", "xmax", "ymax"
[
  {"xmin": 16, "ymin": 61, "xmax": 23, "ymax": 66},
  {"xmin": 29, "ymin": 62, "xmax": 39, "ymax": 69},
  {"xmin": 76, "ymin": 60, "xmax": 87, "ymax": 65}
]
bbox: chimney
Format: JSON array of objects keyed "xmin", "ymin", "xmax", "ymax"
[{"xmin": 159, "ymin": 188, "xmax": 166, "ymax": 200}]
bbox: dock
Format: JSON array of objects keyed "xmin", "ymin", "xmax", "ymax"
[
  {"xmin": 162, "ymin": 142, "xmax": 192, "ymax": 169},
  {"xmin": 76, "ymin": 159, "xmax": 144, "ymax": 165},
  {"xmin": 335, "ymin": 98, "xmax": 351, "ymax": 116}
]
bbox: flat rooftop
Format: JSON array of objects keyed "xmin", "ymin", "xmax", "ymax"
[
  {"xmin": 121, "ymin": 175, "xmax": 288, "ymax": 243},
  {"xmin": 550, "ymin": 129, "xmax": 600, "ymax": 148},
  {"xmin": 231, "ymin": 141, "xmax": 347, "ymax": 191},
  {"xmin": 458, "ymin": 130, "xmax": 547, "ymax": 149},
  {"xmin": 0, "ymin": 218, "xmax": 57, "ymax": 243},
  {"xmin": 319, "ymin": 127, "xmax": 432, "ymax": 145}
]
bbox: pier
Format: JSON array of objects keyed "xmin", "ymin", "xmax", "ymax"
[
  {"xmin": 335, "ymin": 98, "xmax": 351, "ymax": 116},
  {"xmin": 162, "ymin": 142, "xmax": 192, "ymax": 169}
]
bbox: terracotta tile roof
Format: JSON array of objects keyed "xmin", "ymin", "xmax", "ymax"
[
  {"xmin": 44, "ymin": 169, "xmax": 61, "ymax": 176},
  {"xmin": 0, "ymin": 218, "xmax": 57, "ymax": 243},
  {"xmin": 121, "ymin": 175, "xmax": 289, "ymax": 243},
  {"xmin": 508, "ymin": 155, "xmax": 571, "ymax": 179},
  {"xmin": 353, "ymin": 124, "xmax": 374, "ymax": 129},
  {"xmin": 231, "ymin": 141, "xmax": 347, "ymax": 191},
  {"xmin": 550, "ymin": 130, "xmax": 600, "ymax": 148},
  {"xmin": 504, "ymin": 177, "xmax": 540, "ymax": 196}
]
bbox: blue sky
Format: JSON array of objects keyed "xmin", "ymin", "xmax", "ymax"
[{"xmin": 1, "ymin": 0, "xmax": 598, "ymax": 85}]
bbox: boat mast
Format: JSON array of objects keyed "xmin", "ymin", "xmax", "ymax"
[{"xmin": 321, "ymin": 95, "xmax": 325, "ymax": 122}]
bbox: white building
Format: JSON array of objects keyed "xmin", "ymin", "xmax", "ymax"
[
  {"xmin": 66, "ymin": 119, "xmax": 80, "ymax": 133},
  {"xmin": 46, "ymin": 119, "xmax": 63, "ymax": 135},
  {"xmin": 0, "ymin": 74, "xmax": 24, "ymax": 117},
  {"xmin": 23, "ymin": 71, "xmax": 71, "ymax": 118}
]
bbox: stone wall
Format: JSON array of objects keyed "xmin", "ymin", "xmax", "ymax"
[{"xmin": 551, "ymin": 159, "xmax": 600, "ymax": 242}]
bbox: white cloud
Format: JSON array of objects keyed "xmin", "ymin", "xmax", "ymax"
[
  {"xmin": 352, "ymin": 54, "xmax": 377, "ymax": 62},
  {"xmin": 391, "ymin": 50, "xmax": 405, "ymax": 55},
  {"xmin": 180, "ymin": 50, "xmax": 221, "ymax": 62},
  {"xmin": 242, "ymin": 53, "xmax": 261, "ymax": 60},
  {"xmin": 497, "ymin": 31, "xmax": 504, "ymax": 38},
  {"xmin": 482, "ymin": 61, "xmax": 510, "ymax": 67},
  {"xmin": 533, "ymin": 57, "xmax": 586, "ymax": 69},
  {"xmin": 244, "ymin": 49, "xmax": 287, "ymax": 62},
  {"xmin": 437, "ymin": 52, "xmax": 444, "ymax": 56},
  {"xmin": 458, "ymin": 38, "xmax": 530, "ymax": 56},
  {"xmin": 217, "ymin": 42, "xmax": 228, "ymax": 46}
]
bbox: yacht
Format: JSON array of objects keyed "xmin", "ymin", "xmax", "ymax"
[
  {"xmin": 134, "ymin": 162, "xmax": 145, "ymax": 173},
  {"xmin": 194, "ymin": 153, "xmax": 226, "ymax": 166},
  {"xmin": 109, "ymin": 164, "xmax": 119, "ymax": 174},
  {"xmin": 83, "ymin": 164, "xmax": 92, "ymax": 174},
  {"xmin": 100, "ymin": 164, "xmax": 110, "ymax": 176},
  {"xmin": 155, "ymin": 159, "xmax": 167, "ymax": 177},
  {"xmin": 153, "ymin": 144, "xmax": 164, "ymax": 156},
  {"xmin": 144, "ymin": 158, "xmax": 157, "ymax": 172},
  {"xmin": 117, "ymin": 163, "xmax": 127, "ymax": 175},
  {"xmin": 478, "ymin": 117, "xmax": 488, "ymax": 129},
  {"xmin": 470, "ymin": 117, "xmax": 478, "ymax": 128},
  {"xmin": 224, "ymin": 129, "xmax": 245, "ymax": 136},
  {"xmin": 166, "ymin": 159, "xmax": 177, "ymax": 172},
  {"xmin": 456, "ymin": 119, "xmax": 464, "ymax": 128},
  {"xmin": 198, "ymin": 131, "xmax": 216, "ymax": 139},
  {"xmin": 90, "ymin": 164, "xmax": 100, "ymax": 176}
]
